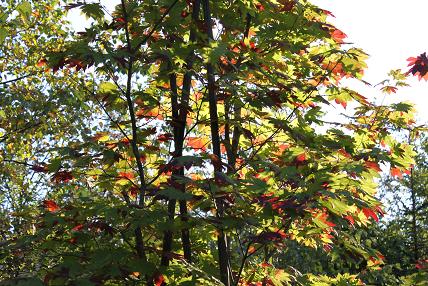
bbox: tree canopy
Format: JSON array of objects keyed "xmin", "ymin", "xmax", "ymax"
[{"xmin": 0, "ymin": 1, "xmax": 424, "ymax": 285}]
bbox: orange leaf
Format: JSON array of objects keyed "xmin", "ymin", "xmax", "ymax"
[
  {"xmin": 136, "ymin": 107, "xmax": 163, "ymax": 120},
  {"xmin": 381, "ymin": 86, "xmax": 398, "ymax": 94},
  {"xmin": 330, "ymin": 29, "xmax": 347, "ymax": 44},
  {"xmin": 390, "ymin": 167, "xmax": 403, "ymax": 178},
  {"xmin": 186, "ymin": 137, "xmax": 209, "ymax": 151},
  {"xmin": 334, "ymin": 98, "xmax": 347, "ymax": 109},
  {"xmin": 118, "ymin": 172, "xmax": 135, "ymax": 180},
  {"xmin": 220, "ymin": 143, "xmax": 227, "ymax": 154},
  {"xmin": 248, "ymin": 246, "xmax": 256, "ymax": 254},
  {"xmin": 43, "ymin": 200, "xmax": 60, "ymax": 212},
  {"xmin": 36, "ymin": 58, "xmax": 47, "ymax": 67}
]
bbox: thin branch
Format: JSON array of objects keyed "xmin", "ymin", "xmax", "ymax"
[{"xmin": 0, "ymin": 73, "xmax": 35, "ymax": 85}]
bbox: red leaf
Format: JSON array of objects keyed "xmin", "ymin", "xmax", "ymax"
[
  {"xmin": 338, "ymin": 148, "xmax": 351, "ymax": 158},
  {"xmin": 32, "ymin": 164, "xmax": 48, "ymax": 173},
  {"xmin": 51, "ymin": 171, "xmax": 73, "ymax": 183},
  {"xmin": 255, "ymin": 3, "xmax": 265, "ymax": 11},
  {"xmin": 322, "ymin": 9, "xmax": 335, "ymax": 17},
  {"xmin": 153, "ymin": 273, "xmax": 165, "ymax": 286},
  {"xmin": 72, "ymin": 224, "xmax": 84, "ymax": 231},
  {"xmin": 407, "ymin": 52, "xmax": 428, "ymax": 81},
  {"xmin": 364, "ymin": 161, "xmax": 382, "ymax": 173},
  {"xmin": 157, "ymin": 133, "xmax": 173, "ymax": 142},
  {"xmin": 344, "ymin": 215, "xmax": 355, "ymax": 226},
  {"xmin": 362, "ymin": 208, "xmax": 379, "ymax": 222},
  {"xmin": 416, "ymin": 259, "xmax": 428, "ymax": 269},
  {"xmin": 295, "ymin": 153, "xmax": 306, "ymax": 163},
  {"xmin": 43, "ymin": 200, "xmax": 60, "ymax": 212}
]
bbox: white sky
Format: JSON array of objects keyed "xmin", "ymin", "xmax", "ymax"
[
  {"xmin": 68, "ymin": 0, "xmax": 428, "ymax": 124},
  {"xmin": 312, "ymin": 0, "xmax": 428, "ymax": 124}
]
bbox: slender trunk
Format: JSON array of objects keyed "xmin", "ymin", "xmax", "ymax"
[
  {"xmin": 161, "ymin": 72, "xmax": 179, "ymax": 266},
  {"xmin": 161, "ymin": 0, "xmax": 201, "ymax": 265},
  {"xmin": 409, "ymin": 130, "xmax": 419, "ymax": 263},
  {"xmin": 202, "ymin": 0, "xmax": 232, "ymax": 285},
  {"xmin": 121, "ymin": 2, "xmax": 152, "ymax": 284}
]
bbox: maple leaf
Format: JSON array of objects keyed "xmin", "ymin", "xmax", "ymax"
[
  {"xmin": 43, "ymin": 200, "xmax": 60, "ymax": 212},
  {"xmin": 344, "ymin": 215, "xmax": 355, "ymax": 226},
  {"xmin": 295, "ymin": 153, "xmax": 306, "ymax": 163},
  {"xmin": 381, "ymin": 86, "xmax": 398, "ymax": 94},
  {"xmin": 36, "ymin": 58, "xmax": 47, "ymax": 67},
  {"xmin": 322, "ymin": 9, "xmax": 335, "ymax": 17},
  {"xmin": 407, "ymin": 52, "xmax": 428, "ymax": 81},
  {"xmin": 315, "ymin": 212, "xmax": 336, "ymax": 227},
  {"xmin": 362, "ymin": 208, "xmax": 379, "ymax": 222},
  {"xmin": 186, "ymin": 137, "xmax": 209, "ymax": 151},
  {"xmin": 335, "ymin": 98, "xmax": 347, "ymax": 109},
  {"xmin": 338, "ymin": 148, "xmax": 352, "ymax": 158},
  {"xmin": 118, "ymin": 172, "xmax": 135, "ymax": 180},
  {"xmin": 157, "ymin": 133, "xmax": 173, "ymax": 142},
  {"xmin": 31, "ymin": 164, "xmax": 48, "ymax": 173},
  {"xmin": 390, "ymin": 167, "xmax": 403, "ymax": 178},
  {"xmin": 153, "ymin": 273, "xmax": 165, "ymax": 286},
  {"xmin": 364, "ymin": 161, "xmax": 382, "ymax": 173},
  {"xmin": 279, "ymin": 0, "xmax": 295, "ymax": 12},
  {"xmin": 136, "ymin": 107, "xmax": 163, "ymax": 120},
  {"xmin": 51, "ymin": 171, "xmax": 73, "ymax": 183},
  {"xmin": 330, "ymin": 29, "xmax": 347, "ymax": 44},
  {"xmin": 72, "ymin": 224, "xmax": 84, "ymax": 231},
  {"xmin": 255, "ymin": 2, "xmax": 265, "ymax": 11}
]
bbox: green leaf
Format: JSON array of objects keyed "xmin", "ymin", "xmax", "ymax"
[
  {"xmin": 16, "ymin": 1, "xmax": 31, "ymax": 20},
  {"xmin": 48, "ymin": 158, "xmax": 62, "ymax": 172},
  {"xmin": 81, "ymin": 3, "xmax": 105, "ymax": 20},
  {"xmin": 0, "ymin": 27, "xmax": 7, "ymax": 44},
  {"xmin": 98, "ymin": 82, "xmax": 118, "ymax": 94},
  {"xmin": 158, "ymin": 188, "xmax": 194, "ymax": 201}
]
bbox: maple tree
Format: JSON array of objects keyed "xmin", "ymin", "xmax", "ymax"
[{"xmin": 0, "ymin": 0, "xmax": 422, "ymax": 285}]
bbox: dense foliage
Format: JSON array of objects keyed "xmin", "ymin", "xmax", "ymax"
[{"xmin": 0, "ymin": 0, "xmax": 423, "ymax": 285}]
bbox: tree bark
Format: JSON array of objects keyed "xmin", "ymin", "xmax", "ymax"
[
  {"xmin": 202, "ymin": 0, "xmax": 232, "ymax": 285},
  {"xmin": 161, "ymin": 0, "xmax": 201, "ymax": 265}
]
